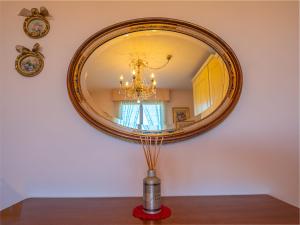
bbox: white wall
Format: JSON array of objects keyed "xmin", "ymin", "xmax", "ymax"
[
  {"xmin": 299, "ymin": 1, "xmax": 300, "ymax": 208},
  {"xmin": 0, "ymin": 1, "xmax": 4, "ymax": 210},
  {"xmin": 0, "ymin": 1, "xmax": 298, "ymax": 210}
]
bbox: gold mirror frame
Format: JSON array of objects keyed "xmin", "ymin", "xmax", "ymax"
[{"xmin": 67, "ymin": 18, "xmax": 243, "ymax": 143}]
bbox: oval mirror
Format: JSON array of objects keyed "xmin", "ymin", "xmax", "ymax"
[{"xmin": 67, "ymin": 18, "xmax": 242, "ymax": 143}]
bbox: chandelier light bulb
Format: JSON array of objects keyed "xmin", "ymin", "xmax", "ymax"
[
  {"xmin": 151, "ymin": 73, "xmax": 155, "ymax": 79},
  {"xmin": 132, "ymin": 70, "xmax": 136, "ymax": 75},
  {"xmin": 153, "ymin": 80, "xmax": 157, "ymax": 86},
  {"xmin": 125, "ymin": 81, "xmax": 129, "ymax": 86},
  {"xmin": 120, "ymin": 75, "xmax": 124, "ymax": 80}
]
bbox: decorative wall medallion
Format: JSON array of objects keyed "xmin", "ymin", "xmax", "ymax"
[
  {"xmin": 15, "ymin": 43, "xmax": 44, "ymax": 77},
  {"xmin": 18, "ymin": 7, "xmax": 51, "ymax": 39}
]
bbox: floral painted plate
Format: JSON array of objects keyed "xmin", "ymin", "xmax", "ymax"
[{"xmin": 15, "ymin": 43, "xmax": 44, "ymax": 77}]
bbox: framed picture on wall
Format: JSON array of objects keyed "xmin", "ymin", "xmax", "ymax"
[
  {"xmin": 15, "ymin": 43, "xmax": 44, "ymax": 77},
  {"xmin": 18, "ymin": 7, "xmax": 51, "ymax": 39},
  {"xmin": 172, "ymin": 107, "xmax": 190, "ymax": 123}
]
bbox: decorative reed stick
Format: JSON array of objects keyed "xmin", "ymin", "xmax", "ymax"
[{"xmin": 140, "ymin": 136, "xmax": 164, "ymax": 170}]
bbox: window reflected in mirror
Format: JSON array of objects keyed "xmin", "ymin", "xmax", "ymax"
[{"xmin": 80, "ymin": 30, "xmax": 230, "ymax": 133}]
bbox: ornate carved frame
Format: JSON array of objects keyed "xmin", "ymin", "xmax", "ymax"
[
  {"xmin": 23, "ymin": 15, "xmax": 50, "ymax": 39},
  {"xmin": 67, "ymin": 18, "xmax": 243, "ymax": 143}
]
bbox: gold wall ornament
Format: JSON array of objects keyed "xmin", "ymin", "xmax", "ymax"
[
  {"xmin": 15, "ymin": 43, "xmax": 44, "ymax": 77},
  {"xmin": 18, "ymin": 7, "xmax": 51, "ymax": 39}
]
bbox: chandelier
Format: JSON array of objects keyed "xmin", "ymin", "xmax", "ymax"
[{"xmin": 119, "ymin": 55, "xmax": 172, "ymax": 103}]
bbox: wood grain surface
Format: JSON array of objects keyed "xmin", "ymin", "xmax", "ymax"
[{"xmin": 1, "ymin": 195, "xmax": 299, "ymax": 224}]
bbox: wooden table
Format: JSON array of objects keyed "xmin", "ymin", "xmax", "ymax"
[{"xmin": 0, "ymin": 195, "xmax": 299, "ymax": 224}]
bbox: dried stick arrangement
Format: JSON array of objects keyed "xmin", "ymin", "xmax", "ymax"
[{"xmin": 140, "ymin": 136, "xmax": 164, "ymax": 170}]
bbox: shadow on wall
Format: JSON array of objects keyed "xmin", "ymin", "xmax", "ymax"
[{"xmin": 0, "ymin": 179, "xmax": 25, "ymax": 211}]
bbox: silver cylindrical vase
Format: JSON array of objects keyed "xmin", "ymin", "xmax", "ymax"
[{"xmin": 143, "ymin": 170, "xmax": 161, "ymax": 214}]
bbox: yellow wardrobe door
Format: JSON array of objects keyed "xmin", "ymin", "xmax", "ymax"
[
  {"xmin": 208, "ymin": 55, "xmax": 229, "ymax": 113},
  {"xmin": 193, "ymin": 67, "xmax": 211, "ymax": 117},
  {"xmin": 192, "ymin": 54, "xmax": 229, "ymax": 119}
]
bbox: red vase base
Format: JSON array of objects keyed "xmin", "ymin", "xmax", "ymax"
[{"xmin": 132, "ymin": 205, "xmax": 171, "ymax": 220}]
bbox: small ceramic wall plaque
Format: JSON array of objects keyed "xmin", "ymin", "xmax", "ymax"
[
  {"xmin": 15, "ymin": 43, "xmax": 44, "ymax": 77},
  {"xmin": 18, "ymin": 7, "xmax": 51, "ymax": 39}
]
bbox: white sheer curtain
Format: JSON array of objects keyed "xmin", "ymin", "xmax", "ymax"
[
  {"xmin": 142, "ymin": 101, "xmax": 165, "ymax": 130},
  {"xmin": 119, "ymin": 101, "xmax": 165, "ymax": 130},
  {"xmin": 119, "ymin": 101, "xmax": 140, "ymax": 129}
]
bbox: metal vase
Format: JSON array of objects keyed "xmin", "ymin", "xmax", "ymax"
[{"xmin": 143, "ymin": 170, "xmax": 161, "ymax": 214}]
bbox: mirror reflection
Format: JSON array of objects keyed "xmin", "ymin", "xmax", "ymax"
[{"xmin": 81, "ymin": 30, "xmax": 229, "ymax": 133}]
